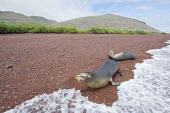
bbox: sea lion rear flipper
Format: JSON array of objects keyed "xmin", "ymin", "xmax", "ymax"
[
  {"xmin": 108, "ymin": 50, "xmax": 115, "ymax": 60},
  {"xmin": 118, "ymin": 69, "xmax": 125, "ymax": 77}
]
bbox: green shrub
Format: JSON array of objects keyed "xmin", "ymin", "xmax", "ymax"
[
  {"xmin": 135, "ymin": 30, "xmax": 147, "ymax": 35},
  {"xmin": 63, "ymin": 26, "xmax": 78, "ymax": 33},
  {"xmin": 88, "ymin": 28, "xmax": 125, "ymax": 34},
  {"xmin": 162, "ymin": 32, "xmax": 167, "ymax": 35},
  {"xmin": 110, "ymin": 29, "xmax": 123, "ymax": 34},
  {"xmin": 126, "ymin": 30, "xmax": 136, "ymax": 34},
  {"xmin": 24, "ymin": 24, "xmax": 39, "ymax": 33},
  {"xmin": 0, "ymin": 22, "xmax": 29, "ymax": 33},
  {"xmin": 32, "ymin": 25, "xmax": 49, "ymax": 33},
  {"xmin": 89, "ymin": 27, "xmax": 108, "ymax": 34},
  {"xmin": 0, "ymin": 22, "xmax": 8, "ymax": 33},
  {"xmin": 78, "ymin": 29, "xmax": 89, "ymax": 34},
  {"xmin": 0, "ymin": 22, "xmax": 162, "ymax": 35},
  {"xmin": 48, "ymin": 26, "xmax": 64, "ymax": 33},
  {"xmin": 11, "ymin": 24, "xmax": 28, "ymax": 33}
]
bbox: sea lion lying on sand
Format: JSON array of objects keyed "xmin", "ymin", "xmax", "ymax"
[
  {"xmin": 108, "ymin": 50, "xmax": 135, "ymax": 61},
  {"xmin": 75, "ymin": 60, "xmax": 124, "ymax": 88}
]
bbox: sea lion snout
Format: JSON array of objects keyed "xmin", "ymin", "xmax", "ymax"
[
  {"xmin": 75, "ymin": 75, "xmax": 84, "ymax": 83},
  {"xmin": 75, "ymin": 73, "xmax": 92, "ymax": 83}
]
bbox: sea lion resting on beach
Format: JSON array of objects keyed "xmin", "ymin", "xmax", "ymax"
[
  {"xmin": 75, "ymin": 60, "xmax": 124, "ymax": 88},
  {"xmin": 109, "ymin": 50, "xmax": 135, "ymax": 61},
  {"xmin": 75, "ymin": 51, "xmax": 136, "ymax": 88}
]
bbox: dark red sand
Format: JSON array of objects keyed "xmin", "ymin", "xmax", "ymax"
[{"xmin": 0, "ymin": 34, "xmax": 170, "ymax": 112}]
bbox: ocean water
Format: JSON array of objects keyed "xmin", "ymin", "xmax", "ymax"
[{"xmin": 5, "ymin": 40, "xmax": 170, "ymax": 113}]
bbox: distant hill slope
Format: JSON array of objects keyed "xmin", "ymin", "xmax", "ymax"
[
  {"xmin": 0, "ymin": 11, "xmax": 57, "ymax": 25},
  {"xmin": 0, "ymin": 11, "xmax": 159, "ymax": 32},
  {"xmin": 29, "ymin": 16, "xmax": 57, "ymax": 25},
  {"xmin": 56, "ymin": 14, "xmax": 159, "ymax": 32}
]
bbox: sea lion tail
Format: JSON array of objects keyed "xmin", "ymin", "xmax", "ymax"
[{"xmin": 118, "ymin": 69, "xmax": 125, "ymax": 77}]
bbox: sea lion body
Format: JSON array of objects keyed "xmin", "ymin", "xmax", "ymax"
[
  {"xmin": 75, "ymin": 51, "xmax": 136, "ymax": 88},
  {"xmin": 108, "ymin": 51, "xmax": 135, "ymax": 61},
  {"xmin": 75, "ymin": 60, "xmax": 124, "ymax": 88}
]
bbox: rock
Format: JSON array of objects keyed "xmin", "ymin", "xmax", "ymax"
[
  {"xmin": 4, "ymin": 90, "xmax": 10, "ymax": 94},
  {"xmin": 6, "ymin": 65, "xmax": 13, "ymax": 68}
]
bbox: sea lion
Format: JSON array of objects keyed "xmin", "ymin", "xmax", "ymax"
[
  {"xmin": 108, "ymin": 50, "xmax": 135, "ymax": 61},
  {"xmin": 75, "ymin": 60, "xmax": 124, "ymax": 89}
]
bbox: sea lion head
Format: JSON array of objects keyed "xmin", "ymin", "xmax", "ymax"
[{"xmin": 75, "ymin": 72, "xmax": 93, "ymax": 84}]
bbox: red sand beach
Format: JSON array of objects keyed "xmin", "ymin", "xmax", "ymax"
[{"xmin": 0, "ymin": 34, "xmax": 170, "ymax": 112}]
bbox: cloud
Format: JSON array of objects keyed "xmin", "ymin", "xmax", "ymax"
[
  {"xmin": 85, "ymin": 0, "xmax": 140, "ymax": 6},
  {"xmin": 0, "ymin": 0, "xmax": 95, "ymax": 22},
  {"xmin": 131, "ymin": 14, "xmax": 170, "ymax": 33},
  {"xmin": 137, "ymin": 6, "xmax": 152, "ymax": 10},
  {"xmin": 91, "ymin": 0, "xmax": 170, "ymax": 5}
]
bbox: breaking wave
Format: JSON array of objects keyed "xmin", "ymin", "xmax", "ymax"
[{"xmin": 5, "ymin": 41, "xmax": 170, "ymax": 113}]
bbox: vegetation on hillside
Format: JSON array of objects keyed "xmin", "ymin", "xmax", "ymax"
[
  {"xmin": 0, "ymin": 11, "xmax": 58, "ymax": 25},
  {"xmin": 0, "ymin": 22, "xmax": 165, "ymax": 34}
]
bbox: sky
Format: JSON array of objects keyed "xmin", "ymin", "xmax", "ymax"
[{"xmin": 0, "ymin": 0, "xmax": 170, "ymax": 33}]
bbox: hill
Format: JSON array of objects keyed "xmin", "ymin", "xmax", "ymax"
[
  {"xmin": 0, "ymin": 11, "xmax": 159, "ymax": 32},
  {"xmin": 0, "ymin": 11, "xmax": 57, "ymax": 25},
  {"xmin": 56, "ymin": 14, "xmax": 158, "ymax": 32},
  {"xmin": 29, "ymin": 16, "xmax": 57, "ymax": 25}
]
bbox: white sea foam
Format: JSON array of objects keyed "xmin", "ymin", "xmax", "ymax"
[{"xmin": 5, "ymin": 40, "xmax": 170, "ymax": 113}]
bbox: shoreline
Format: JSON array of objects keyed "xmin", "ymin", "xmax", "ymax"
[{"xmin": 0, "ymin": 34, "xmax": 170, "ymax": 112}]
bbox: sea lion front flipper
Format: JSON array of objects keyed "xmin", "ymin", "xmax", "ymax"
[
  {"xmin": 111, "ymin": 81, "xmax": 120, "ymax": 86},
  {"xmin": 118, "ymin": 69, "xmax": 125, "ymax": 77},
  {"xmin": 110, "ymin": 77, "xmax": 120, "ymax": 86}
]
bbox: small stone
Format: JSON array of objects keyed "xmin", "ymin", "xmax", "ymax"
[
  {"xmin": 4, "ymin": 90, "xmax": 10, "ymax": 94},
  {"xmin": 13, "ymin": 96, "xmax": 17, "ymax": 98},
  {"xmin": 59, "ymin": 54, "xmax": 64, "ymax": 57},
  {"xmin": 125, "ymin": 68, "xmax": 129, "ymax": 71},
  {"xmin": 6, "ymin": 84, "xmax": 11, "ymax": 87},
  {"xmin": 6, "ymin": 65, "xmax": 13, "ymax": 68}
]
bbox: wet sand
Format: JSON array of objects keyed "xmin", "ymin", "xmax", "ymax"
[{"xmin": 0, "ymin": 34, "xmax": 170, "ymax": 112}]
